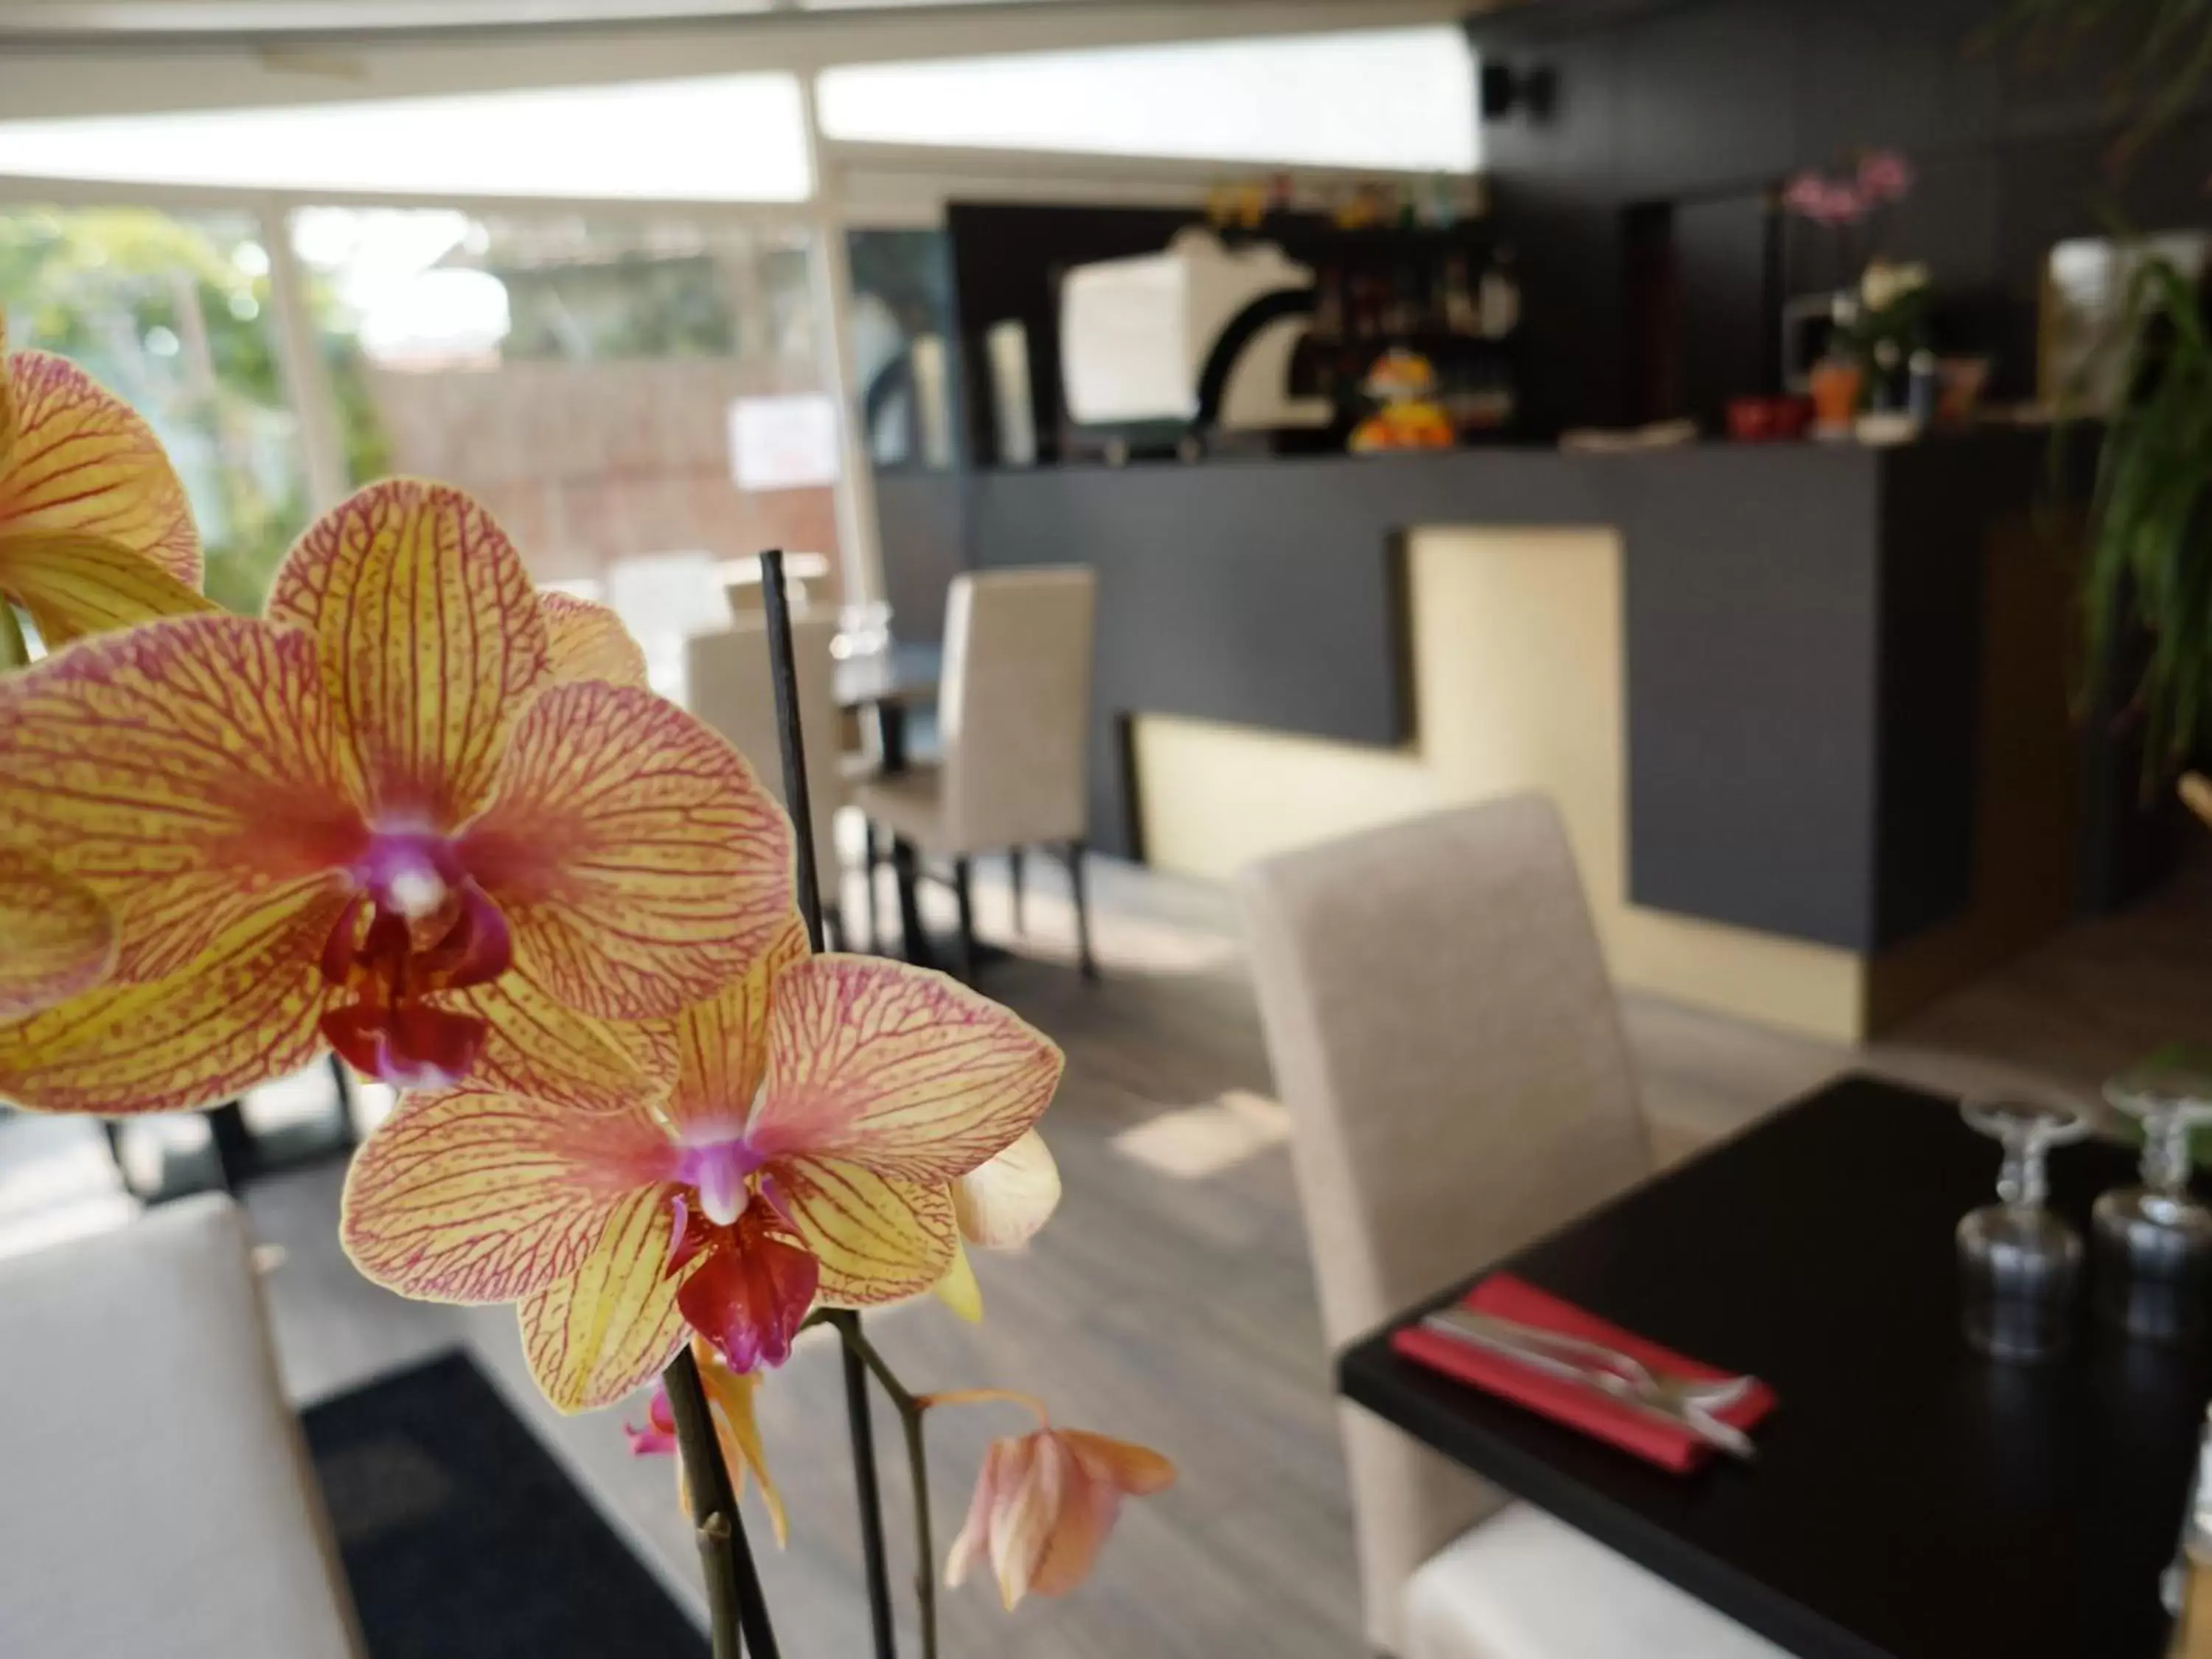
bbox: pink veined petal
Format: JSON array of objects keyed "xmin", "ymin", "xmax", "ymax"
[
  {"xmin": 540, "ymin": 591, "xmax": 650, "ymax": 689},
  {"xmin": 745, "ymin": 955, "xmax": 1064, "ymax": 1184},
  {"xmin": 0, "ymin": 347, "xmax": 201, "ymax": 591},
  {"xmin": 776, "ymin": 1157, "xmax": 956, "ymax": 1307},
  {"xmin": 265, "ymin": 479, "xmax": 549, "ymax": 827},
  {"xmin": 0, "ymin": 849, "xmax": 115, "ymax": 1020},
  {"xmin": 519, "ymin": 1183, "xmax": 697, "ymax": 1414},
  {"xmin": 459, "ymin": 681, "xmax": 798, "ymax": 1022},
  {"xmin": 341, "ymin": 1086, "xmax": 676, "ymax": 1304},
  {"xmin": 661, "ymin": 911, "xmax": 810, "ymax": 1138},
  {"xmin": 0, "ymin": 612, "xmax": 368, "ymax": 984},
  {"xmin": 0, "ymin": 881, "xmax": 349, "ymax": 1116}
]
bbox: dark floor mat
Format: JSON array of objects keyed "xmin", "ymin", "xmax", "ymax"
[{"xmin": 303, "ymin": 1350, "xmax": 706, "ymax": 1659}]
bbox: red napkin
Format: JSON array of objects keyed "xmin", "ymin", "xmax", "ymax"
[{"xmin": 1390, "ymin": 1273, "xmax": 1776, "ymax": 1473}]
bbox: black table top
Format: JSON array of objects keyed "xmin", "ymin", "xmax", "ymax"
[
  {"xmin": 1337, "ymin": 1075, "xmax": 2212, "ymax": 1659},
  {"xmin": 832, "ymin": 641, "xmax": 941, "ymax": 711}
]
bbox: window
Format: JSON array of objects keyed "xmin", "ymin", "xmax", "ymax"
[{"xmin": 816, "ymin": 27, "xmax": 1479, "ymax": 173}]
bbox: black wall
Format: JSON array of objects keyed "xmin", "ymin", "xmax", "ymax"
[{"xmin": 1468, "ymin": 0, "xmax": 2212, "ymax": 431}]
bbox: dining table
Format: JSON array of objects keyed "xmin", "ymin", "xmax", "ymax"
[{"xmin": 1337, "ymin": 1074, "xmax": 2212, "ymax": 1659}]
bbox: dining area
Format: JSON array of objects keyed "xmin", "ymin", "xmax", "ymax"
[
  {"xmin": 1242, "ymin": 793, "xmax": 2212, "ymax": 1659},
  {"xmin": 675, "ymin": 557, "xmax": 1100, "ymax": 989}
]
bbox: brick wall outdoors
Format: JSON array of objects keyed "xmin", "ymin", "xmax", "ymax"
[{"xmin": 366, "ymin": 357, "xmax": 842, "ymax": 601}]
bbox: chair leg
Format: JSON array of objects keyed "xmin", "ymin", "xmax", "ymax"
[
  {"xmin": 822, "ymin": 902, "xmax": 844, "ymax": 954},
  {"xmin": 891, "ymin": 835, "xmax": 937, "ymax": 970},
  {"xmin": 206, "ymin": 1102, "xmax": 255, "ymax": 1197},
  {"xmin": 1065, "ymin": 841, "xmax": 1097, "ymax": 981},
  {"xmin": 953, "ymin": 858, "xmax": 978, "ymax": 984},
  {"xmin": 864, "ymin": 821, "xmax": 883, "ymax": 954},
  {"xmin": 1008, "ymin": 846, "xmax": 1026, "ymax": 934}
]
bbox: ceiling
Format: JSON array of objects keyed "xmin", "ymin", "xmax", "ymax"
[{"xmin": 0, "ymin": 0, "xmax": 1456, "ymax": 38}]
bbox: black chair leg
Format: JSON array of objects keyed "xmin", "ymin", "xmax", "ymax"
[
  {"xmin": 892, "ymin": 835, "xmax": 937, "ymax": 970},
  {"xmin": 953, "ymin": 858, "xmax": 978, "ymax": 984},
  {"xmin": 206, "ymin": 1102, "xmax": 255, "ymax": 1197},
  {"xmin": 823, "ymin": 902, "xmax": 844, "ymax": 954},
  {"xmin": 1008, "ymin": 846, "xmax": 1026, "ymax": 934},
  {"xmin": 863, "ymin": 821, "xmax": 883, "ymax": 954},
  {"xmin": 1065, "ymin": 840, "xmax": 1097, "ymax": 981}
]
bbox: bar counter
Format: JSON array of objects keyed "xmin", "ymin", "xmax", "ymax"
[{"xmin": 879, "ymin": 434, "xmax": 2075, "ymax": 1040}]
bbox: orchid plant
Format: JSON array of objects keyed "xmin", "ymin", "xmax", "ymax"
[{"xmin": 0, "ymin": 317, "xmax": 1170, "ymax": 1657}]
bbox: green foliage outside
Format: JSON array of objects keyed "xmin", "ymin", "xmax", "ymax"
[{"xmin": 0, "ymin": 205, "xmax": 389, "ymax": 616}]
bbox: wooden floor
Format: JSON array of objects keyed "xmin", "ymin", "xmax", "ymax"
[{"xmin": 10, "ymin": 849, "xmax": 2212, "ymax": 1658}]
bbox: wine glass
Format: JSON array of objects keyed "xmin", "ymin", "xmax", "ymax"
[
  {"xmin": 1958, "ymin": 1096, "xmax": 2092, "ymax": 1361},
  {"xmin": 2094, "ymin": 1060, "xmax": 2212, "ymax": 1343}
]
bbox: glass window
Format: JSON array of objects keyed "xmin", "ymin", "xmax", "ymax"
[
  {"xmin": 0, "ymin": 204, "xmax": 316, "ymax": 616},
  {"xmin": 0, "ymin": 76, "xmax": 811, "ymax": 201},
  {"xmin": 293, "ymin": 206, "xmax": 839, "ymax": 683},
  {"xmin": 816, "ymin": 27, "xmax": 1479, "ymax": 172}
]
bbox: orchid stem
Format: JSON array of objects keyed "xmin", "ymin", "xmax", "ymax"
[
  {"xmin": 0, "ymin": 605, "xmax": 28, "ymax": 671},
  {"xmin": 827, "ymin": 1311, "xmax": 939, "ymax": 1659},
  {"xmin": 664, "ymin": 1346, "xmax": 779, "ymax": 1659}
]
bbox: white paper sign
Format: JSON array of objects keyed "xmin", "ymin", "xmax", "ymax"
[{"xmin": 728, "ymin": 393, "xmax": 842, "ymax": 491}]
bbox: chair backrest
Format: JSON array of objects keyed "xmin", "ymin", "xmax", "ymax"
[
  {"xmin": 939, "ymin": 568, "xmax": 1096, "ymax": 850},
  {"xmin": 1238, "ymin": 794, "xmax": 1652, "ymax": 1654},
  {"xmin": 685, "ymin": 616, "xmax": 844, "ymax": 911}
]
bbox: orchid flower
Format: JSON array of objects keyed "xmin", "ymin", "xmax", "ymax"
[
  {"xmin": 339, "ymin": 915, "xmax": 1063, "ymax": 1410},
  {"xmin": 0, "ymin": 316, "xmax": 210, "ymax": 650},
  {"xmin": 939, "ymin": 1402, "xmax": 1175, "ymax": 1610},
  {"xmin": 935, "ymin": 1128, "xmax": 1062, "ymax": 1322},
  {"xmin": 627, "ymin": 1336, "xmax": 787, "ymax": 1545},
  {"xmin": 0, "ymin": 477, "xmax": 791, "ymax": 1115}
]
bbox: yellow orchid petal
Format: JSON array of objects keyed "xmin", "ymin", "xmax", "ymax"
[
  {"xmin": 461, "ymin": 681, "xmax": 796, "ymax": 1021},
  {"xmin": 520, "ymin": 1183, "xmax": 693, "ymax": 1413},
  {"xmin": 664, "ymin": 911, "xmax": 810, "ymax": 1135},
  {"xmin": 748, "ymin": 956, "xmax": 1065, "ymax": 1184},
  {"xmin": 0, "ymin": 347, "xmax": 201, "ymax": 596},
  {"xmin": 953, "ymin": 1129, "xmax": 1060, "ymax": 1251},
  {"xmin": 933, "ymin": 1239, "xmax": 984, "ymax": 1323},
  {"xmin": 541, "ymin": 591, "xmax": 650, "ymax": 689},
  {"xmin": 0, "ymin": 612, "xmax": 366, "ymax": 983},
  {"xmin": 266, "ymin": 479, "xmax": 548, "ymax": 826},
  {"xmin": 695, "ymin": 1338, "xmax": 789, "ymax": 1548},
  {"xmin": 0, "ymin": 880, "xmax": 346, "ymax": 1115},
  {"xmin": 0, "ymin": 849, "xmax": 115, "ymax": 1020},
  {"xmin": 0, "ymin": 532, "xmax": 214, "ymax": 645},
  {"xmin": 442, "ymin": 963, "xmax": 680, "ymax": 1113},
  {"xmin": 342, "ymin": 1085, "xmax": 672, "ymax": 1304},
  {"xmin": 779, "ymin": 1156, "xmax": 957, "ymax": 1307}
]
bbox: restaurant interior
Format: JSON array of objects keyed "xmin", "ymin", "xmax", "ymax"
[{"xmin": 5, "ymin": 2, "xmax": 2212, "ymax": 1658}]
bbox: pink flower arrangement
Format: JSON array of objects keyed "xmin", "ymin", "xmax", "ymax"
[{"xmin": 1783, "ymin": 148, "xmax": 1913, "ymax": 229}]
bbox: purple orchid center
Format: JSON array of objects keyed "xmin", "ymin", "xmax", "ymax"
[
  {"xmin": 676, "ymin": 1135, "xmax": 768, "ymax": 1228},
  {"xmin": 355, "ymin": 829, "xmax": 467, "ymax": 921}
]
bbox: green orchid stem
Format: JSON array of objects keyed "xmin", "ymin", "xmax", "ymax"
[
  {"xmin": 663, "ymin": 1346, "xmax": 779, "ymax": 1659},
  {"xmin": 0, "ymin": 605, "xmax": 29, "ymax": 671},
  {"xmin": 827, "ymin": 1311, "xmax": 939, "ymax": 1659}
]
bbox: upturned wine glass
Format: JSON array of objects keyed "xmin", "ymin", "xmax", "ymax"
[
  {"xmin": 1958, "ymin": 1096, "xmax": 2092, "ymax": 1362},
  {"xmin": 2094, "ymin": 1061, "xmax": 2212, "ymax": 1343}
]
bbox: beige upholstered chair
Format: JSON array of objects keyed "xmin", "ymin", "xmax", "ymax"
[
  {"xmin": 1239, "ymin": 796, "xmax": 1786, "ymax": 1659},
  {"xmin": 0, "ymin": 1194, "xmax": 364, "ymax": 1658},
  {"xmin": 854, "ymin": 567, "xmax": 1097, "ymax": 980},
  {"xmin": 686, "ymin": 616, "xmax": 852, "ymax": 943}
]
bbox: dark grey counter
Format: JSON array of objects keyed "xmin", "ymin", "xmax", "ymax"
[{"xmin": 879, "ymin": 434, "xmax": 2049, "ymax": 956}]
